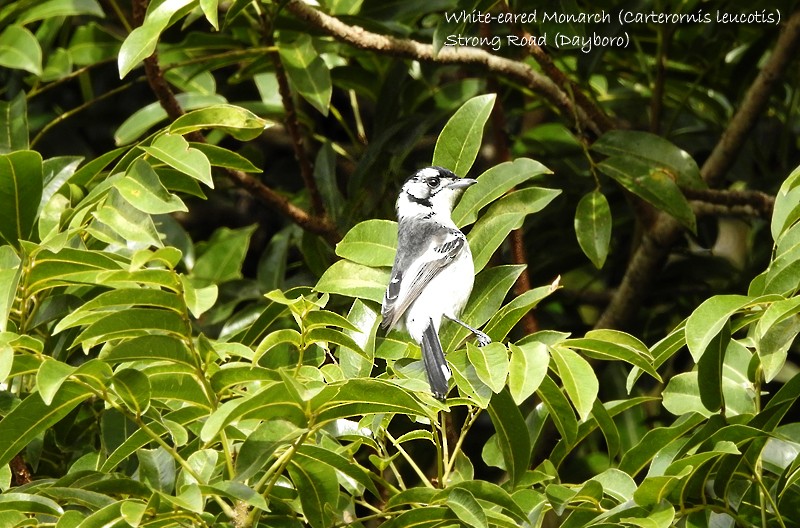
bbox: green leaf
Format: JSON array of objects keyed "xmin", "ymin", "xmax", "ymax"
[
  {"xmin": 452, "ymin": 158, "xmax": 551, "ymax": 227},
  {"xmin": 446, "ymin": 488, "xmax": 488, "ymax": 528},
  {"xmin": 0, "ymin": 92, "xmax": 28, "ymax": 153},
  {"xmin": 0, "ymin": 246, "xmax": 21, "ymax": 332},
  {"xmin": 100, "ymin": 335, "xmax": 195, "ymax": 367},
  {"xmin": 142, "ymin": 134, "xmax": 213, "ymax": 187},
  {"xmin": 483, "ymin": 281, "xmax": 559, "ymax": 342},
  {"xmin": 0, "ymin": 381, "xmax": 94, "ymax": 467},
  {"xmin": 754, "ymin": 297, "xmax": 800, "ymax": 382},
  {"xmin": 279, "ymin": 35, "xmax": 332, "ymax": 116},
  {"xmin": 117, "ymin": 159, "xmax": 187, "ymax": 214},
  {"xmin": 114, "ymin": 93, "xmax": 226, "ymax": 145},
  {"xmin": 537, "ymin": 374, "xmax": 578, "ymax": 445},
  {"xmin": 550, "ymin": 345, "xmax": 598, "ymax": 421},
  {"xmin": 575, "ymin": 190, "xmax": 612, "ymax": 268},
  {"xmin": 566, "ymin": 331, "xmax": 661, "ymax": 384},
  {"xmin": 72, "ymin": 308, "xmax": 187, "ymax": 350},
  {"xmin": 335, "ymin": 219, "xmax": 397, "ymax": 267},
  {"xmin": 111, "ymin": 368, "xmax": 151, "ymax": 415},
  {"xmin": 618, "ymin": 414, "xmax": 705, "ymax": 476},
  {"xmin": 191, "ymin": 225, "xmax": 256, "ymax": 283},
  {"xmin": 0, "ymin": 25, "xmax": 42, "ymax": 75},
  {"xmin": 236, "ymin": 419, "xmax": 304, "ymax": 481},
  {"xmin": 468, "ymin": 187, "xmax": 561, "ymax": 272},
  {"xmin": 37, "ymin": 358, "xmax": 76, "ymax": 406},
  {"xmin": 508, "ymin": 342, "xmax": 549, "ymax": 405},
  {"xmin": 598, "ymin": 156, "xmax": 696, "ymax": 232},
  {"xmin": 117, "ymin": 0, "xmax": 194, "ymax": 77},
  {"xmin": 0, "ymin": 150, "xmax": 43, "ymax": 246},
  {"xmin": 486, "ymin": 389, "xmax": 531, "ymax": 487},
  {"xmin": 168, "ymin": 104, "xmax": 270, "ymax": 141},
  {"xmin": 770, "ymin": 164, "xmax": 800, "ymax": 241},
  {"xmin": 17, "ymin": 0, "xmax": 104, "ymax": 24},
  {"xmin": 685, "ymin": 294, "xmax": 772, "ymax": 362},
  {"xmin": 593, "ymin": 130, "xmax": 704, "ymax": 190},
  {"xmin": 180, "ymin": 275, "xmax": 218, "ymax": 318},
  {"xmin": 93, "ymin": 190, "xmax": 163, "ymax": 247},
  {"xmin": 467, "ymin": 342, "xmax": 508, "ymax": 393},
  {"xmin": 433, "ymin": 94, "xmax": 496, "ymax": 176},
  {"xmin": 137, "ymin": 447, "xmax": 176, "ymax": 493},
  {"xmin": 0, "ymin": 493, "xmax": 63, "ymax": 516},
  {"xmin": 296, "ymin": 444, "xmax": 380, "ymax": 498},
  {"xmin": 287, "ymin": 452, "xmax": 339, "ymax": 528},
  {"xmin": 696, "ymin": 320, "xmax": 729, "ymax": 413},
  {"xmin": 192, "ymin": 142, "xmax": 261, "ymax": 173},
  {"xmin": 315, "ymin": 260, "xmax": 389, "ymax": 303},
  {"xmin": 315, "ymin": 378, "xmax": 434, "ymax": 423},
  {"xmin": 449, "ymin": 348, "xmax": 492, "ymax": 408}
]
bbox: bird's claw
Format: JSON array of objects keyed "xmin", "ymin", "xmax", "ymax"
[{"xmin": 474, "ymin": 331, "xmax": 492, "ymax": 347}]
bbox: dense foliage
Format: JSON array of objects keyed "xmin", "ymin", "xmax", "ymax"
[{"xmin": 1, "ymin": 0, "xmax": 800, "ymax": 527}]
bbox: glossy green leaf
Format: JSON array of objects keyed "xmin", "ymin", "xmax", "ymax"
[
  {"xmin": 483, "ymin": 281, "xmax": 559, "ymax": 342},
  {"xmin": 17, "ymin": 0, "xmax": 104, "ymax": 24},
  {"xmin": 575, "ymin": 190, "xmax": 612, "ymax": 268},
  {"xmin": 598, "ymin": 156, "xmax": 696, "ymax": 232},
  {"xmin": 696, "ymin": 320, "xmax": 729, "ymax": 413},
  {"xmin": 754, "ymin": 297, "xmax": 800, "ymax": 382},
  {"xmin": 168, "ymin": 104, "xmax": 270, "ymax": 141},
  {"xmin": 771, "ymin": 165, "xmax": 800, "ymax": 241},
  {"xmin": 315, "ymin": 260, "xmax": 389, "ymax": 303},
  {"xmin": 551, "ymin": 345, "xmax": 598, "ymax": 421},
  {"xmin": 117, "ymin": 159, "xmax": 187, "ymax": 214},
  {"xmin": 447, "ymin": 488, "xmax": 488, "ymax": 528},
  {"xmin": 0, "ymin": 246, "xmax": 21, "ymax": 332},
  {"xmin": 433, "ymin": 93, "xmax": 495, "ymax": 176},
  {"xmin": 37, "ymin": 358, "xmax": 76, "ymax": 406},
  {"xmin": 114, "ymin": 93, "xmax": 227, "ymax": 145},
  {"xmin": 279, "ymin": 35, "xmax": 332, "ymax": 116},
  {"xmin": 537, "ymin": 374, "xmax": 578, "ymax": 445},
  {"xmin": 191, "ymin": 225, "xmax": 256, "ymax": 283},
  {"xmin": 72, "ymin": 308, "xmax": 187, "ymax": 350},
  {"xmin": 142, "ymin": 134, "xmax": 213, "ymax": 187},
  {"xmin": 593, "ymin": 130, "xmax": 704, "ymax": 190},
  {"xmin": 508, "ymin": 342, "xmax": 549, "ymax": 405},
  {"xmin": 137, "ymin": 447, "xmax": 175, "ymax": 493},
  {"xmin": 296, "ymin": 444, "xmax": 380, "ymax": 497},
  {"xmin": 0, "ymin": 381, "xmax": 94, "ymax": 467},
  {"xmin": 117, "ymin": 0, "xmax": 194, "ymax": 77},
  {"xmin": 100, "ymin": 335, "xmax": 195, "ymax": 367},
  {"xmin": 287, "ymin": 451, "xmax": 339, "ymax": 528},
  {"xmin": 453, "ymin": 158, "xmax": 551, "ymax": 227},
  {"xmin": 468, "ymin": 187, "xmax": 561, "ymax": 272},
  {"xmin": 315, "ymin": 378, "xmax": 434, "ymax": 423},
  {"xmin": 467, "ymin": 342, "xmax": 508, "ymax": 393},
  {"xmin": 180, "ymin": 275, "xmax": 218, "ymax": 318},
  {"xmin": 0, "ymin": 92, "xmax": 28, "ymax": 153},
  {"xmin": 235, "ymin": 419, "xmax": 304, "ymax": 481},
  {"xmin": 111, "ymin": 368, "xmax": 151, "ymax": 415},
  {"xmin": 0, "ymin": 150, "xmax": 43, "ymax": 246},
  {"xmin": 0, "ymin": 25, "xmax": 42, "ymax": 75},
  {"xmin": 0, "ymin": 493, "xmax": 63, "ymax": 515},
  {"xmin": 486, "ymin": 389, "xmax": 531, "ymax": 486},
  {"xmin": 93, "ymin": 190, "xmax": 163, "ymax": 247},
  {"xmin": 685, "ymin": 294, "xmax": 774, "ymax": 362},
  {"xmin": 566, "ymin": 332, "xmax": 661, "ymax": 384},
  {"xmin": 335, "ymin": 219, "xmax": 397, "ymax": 267},
  {"xmin": 449, "ymin": 348, "xmax": 492, "ymax": 408},
  {"xmin": 618, "ymin": 414, "xmax": 705, "ymax": 476},
  {"xmin": 192, "ymin": 142, "xmax": 261, "ymax": 173}
]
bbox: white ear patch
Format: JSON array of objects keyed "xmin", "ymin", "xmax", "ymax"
[{"xmin": 417, "ymin": 167, "xmax": 441, "ymax": 179}]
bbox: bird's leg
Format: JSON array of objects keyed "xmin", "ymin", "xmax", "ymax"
[{"xmin": 445, "ymin": 315, "xmax": 492, "ymax": 346}]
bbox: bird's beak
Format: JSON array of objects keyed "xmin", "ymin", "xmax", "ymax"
[{"xmin": 446, "ymin": 178, "xmax": 478, "ymax": 190}]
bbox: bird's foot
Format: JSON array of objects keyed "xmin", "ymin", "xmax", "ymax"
[{"xmin": 474, "ymin": 330, "xmax": 492, "ymax": 347}]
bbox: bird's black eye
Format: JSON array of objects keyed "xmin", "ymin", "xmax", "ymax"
[{"xmin": 426, "ymin": 176, "xmax": 440, "ymax": 188}]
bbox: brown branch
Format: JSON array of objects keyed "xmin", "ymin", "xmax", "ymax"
[
  {"xmin": 685, "ymin": 188, "xmax": 775, "ymax": 219},
  {"xmin": 595, "ymin": 10, "xmax": 800, "ymax": 330},
  {"xmin": 131, "ymin": 0, "xmax": 339, "ymax": 244},
  {"xmin": 284, "ymin": 0, "xmax": 601, "ymax": 137},
  {"xmin": 262, "ymin": 25, "xmax": 326, "ymax": 216}
]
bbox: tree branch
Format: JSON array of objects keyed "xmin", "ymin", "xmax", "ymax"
[
  {"xmin": 284, "ymin": 0, "xmax": 601, "ymax": 137},
  {"xmin": 131, "ymin": 0, "xmax": 339, "ymax": 244},
  {"xmin": 595, "ymin": 9, "xmax": 800, "ymax": 330},
  {"xmin": 685, "ymin": 188, "xmax": 774, "ymax": 219}
]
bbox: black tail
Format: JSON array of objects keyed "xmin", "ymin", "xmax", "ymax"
[{"xmin": 421, "ymin": 319, "xmax": 451, "ymax": 400}]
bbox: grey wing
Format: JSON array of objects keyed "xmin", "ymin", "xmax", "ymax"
[{"xmin": 381, "ymin": 228, "xmax": 466, "ymax": 331}]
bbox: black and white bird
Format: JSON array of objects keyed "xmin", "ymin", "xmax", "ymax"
[{"xmin": 381, "ymin": 166, "xmax": 491, "ymax": 400}]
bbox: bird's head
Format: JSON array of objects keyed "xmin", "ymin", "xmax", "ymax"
[{"xmin": 397, "ymin": 166, "xmax": 477, "ymax": 220}]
